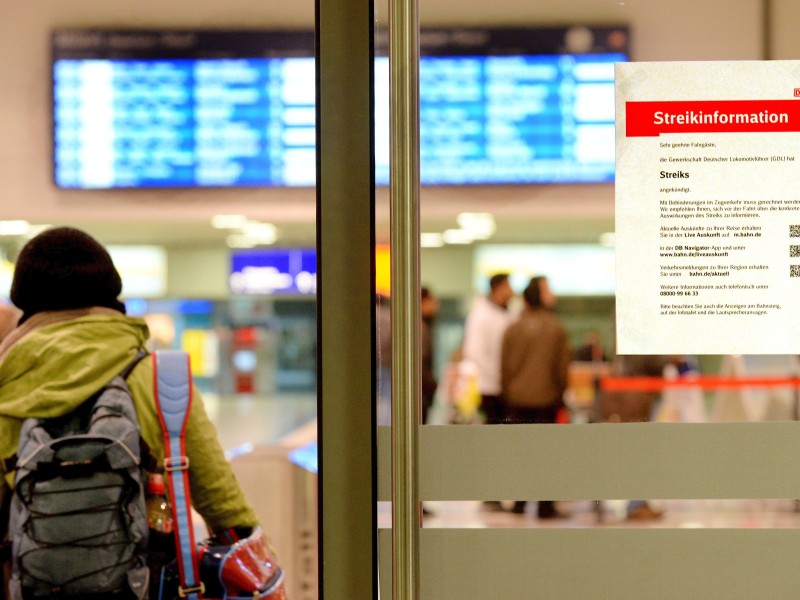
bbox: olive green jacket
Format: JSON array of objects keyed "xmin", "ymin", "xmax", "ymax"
[{"xmin": 0, "ymin": 309, "xmax": 257, "ymax": 535}]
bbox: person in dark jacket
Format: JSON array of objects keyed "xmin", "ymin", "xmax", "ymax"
[
  {"xmin": 420, "ymin": 286, "xmax": 439, "ymax": 424},
  {"xmin": 501, "ymin": 276, "xmax": 571, "ymax": 518},
  {"xmin": 601, "ymin": 354, "xmax": 674, "ymax": 520}
]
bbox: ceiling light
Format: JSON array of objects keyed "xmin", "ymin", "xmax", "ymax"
[
  {"xmin": 457, "ymin": 212, "xmax": 494, "ymax": 228},
  {"xmin": 211, "ymin": 214, "xmax": 249, "ymax": 229},
  {"xmin": 420, "ymin": 233, "xmax": 445, "ymax": 248},
  {"xmin": 0, "ymin": 220, "xmax": 31, "ymax": 236},
  {"xmin": 226, "ymin": 234, "xmax": 258, "ymax": 249},
  {"xmin": 442, "ymin": 229, "xmax": 475, "ymax": 244},
  {"xmin": 456, "ymin": 212, "xmax": 496, "ymax": 239},
  {"xmin": 241, "ymin": 222, "xmax": 278, "ymax": 244},
  {"xmin": 469, "ymin": 229, "xmax": 496, "ymax": 241}
]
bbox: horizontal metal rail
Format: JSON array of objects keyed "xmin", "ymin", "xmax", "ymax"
[{"xmin": 378, "ymin": 422, "xmax": 800, "ymax": 500}]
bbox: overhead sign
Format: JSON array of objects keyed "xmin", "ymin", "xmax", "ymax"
[{"xmin": 230, "ymin": 248, "xmax": 316, "ymax": 296}]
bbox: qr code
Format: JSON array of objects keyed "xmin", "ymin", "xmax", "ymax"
[
  {"xmin": 792, "ymin": 246, "xmax": 800, "ymax": 257},
  {"xmin": 792, "ymin": 265, "xmax": 800, "ymax": 277},
  {"xmin": 792, "ymin": 225, "xmax": 800, "ymax": 237}
]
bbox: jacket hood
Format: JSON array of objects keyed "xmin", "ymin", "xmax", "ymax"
[{"xmin": 0, "ymin": 313, "xmax": 149, "ymax": 421}]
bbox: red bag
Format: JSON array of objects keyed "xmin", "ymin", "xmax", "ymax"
[{"xmin": 199, "ymin": 527, "xmax": 287, "ymax": 599}]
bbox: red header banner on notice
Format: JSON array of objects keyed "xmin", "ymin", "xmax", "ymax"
[{"xmin": 626, "ymin": 100, "xmax": 800, "ymax": 137}]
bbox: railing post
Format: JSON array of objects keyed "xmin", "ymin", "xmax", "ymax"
[{"xmin": 389, "ymin": 0, "xmax": 421, "ymax": 595}]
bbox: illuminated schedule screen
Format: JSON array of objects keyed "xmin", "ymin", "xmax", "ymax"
[
  {"xmin": 52, "ymin": 27, "xmax": 627, "ymax": 189},
  {"xmin": 54, "ymin": 57, "xmax": 315, "ymax": 187},
  {"xmin": 375, "ymin": 53, "xmax": 622, "ymax": 185}
]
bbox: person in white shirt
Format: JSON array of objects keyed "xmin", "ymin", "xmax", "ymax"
[
  {"xmin": 462, "ymin": 273, "xmax": 516, "ymax": 425},
  {"xmin": 462, "ymin": 273, "xmax": 516, "ymax": 513}
]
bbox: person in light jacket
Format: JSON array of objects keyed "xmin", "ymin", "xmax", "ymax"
[{"xmin": 0, "ymin": 228, "xmax": 259, "ymax": 550}]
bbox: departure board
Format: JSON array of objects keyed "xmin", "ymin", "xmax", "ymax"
[
  {"xmin": 52, "ymin": 27, "xmax": 627, "ymax": 189},
  {"xmin": 54, "ymin": 57, "xmax": 315, "ymax": 188},
  {"xmin": 376, "ymin": 53, "xmax": 621, "ymax": 185}
]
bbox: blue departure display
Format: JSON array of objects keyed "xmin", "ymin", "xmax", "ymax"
[
  {"xmin": 52, "ymin": 28, "xmax": 626, "ymax": 189},
  {"xmin": 376, "ymin": 53, "xmax": 621, "ymax": 185},
  {"xmin": 229, "ymin": 248, "xmax": 317, "ymax": 295},
  {"xmin": 54, "ymin": 58, "xmax": 316, "ymax": 188}
]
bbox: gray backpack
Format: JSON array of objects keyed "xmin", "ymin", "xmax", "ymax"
[{"xmin": 8, "ymin": 353, "xmax": 150, "ymax": 600}]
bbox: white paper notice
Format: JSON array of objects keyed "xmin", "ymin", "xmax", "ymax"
[{"xmin": 616, "ymin": 61, "xmax": 800, "ymax": 354}]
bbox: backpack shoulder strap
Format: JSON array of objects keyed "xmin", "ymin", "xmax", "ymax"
[
  {"xmin": 153, "ymin": 349, "xmax": 203, "ymax": 600},
  {"xmin": 121, "ymin": 348, "xmax": 149, "ymax": 380}
]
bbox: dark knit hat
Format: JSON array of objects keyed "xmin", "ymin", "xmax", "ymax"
[{"xmin": 10, "ymin": 227, "xmax": 126, "ymax": 323}]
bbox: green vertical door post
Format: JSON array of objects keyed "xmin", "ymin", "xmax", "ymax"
[{"xmin": 316, "ymin": 0, "xmax": 377, "ymax": 597}]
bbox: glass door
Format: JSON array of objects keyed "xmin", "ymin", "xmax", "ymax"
[
  {"xmin": 317, "ymin": 0, "xmax": 800, "ymax": 598},
  {"xmin": 367, "ymin": 0, "xmax": 800, "ymax": 598}
]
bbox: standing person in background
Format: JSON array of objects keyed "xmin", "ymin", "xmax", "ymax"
[
  {"xmin": 420, "ymin": 287, "xmax": 440, "ymax": 517},
  {"xmin": 601, "ymin": 354, "xmax": 674, "ymax": 521},
  {"xmin": 463, "ymin": 273, "xmax": 515, "ymax": 512},
  {"xmin": 376, "ymin": 295, "xmax": 392, "ymax": 426},
  {"xmin": 501, "ymin": 276, "xmax": 571, "ymax": 518},
  {"xmin": 376, "ymin": 286, "xmax": 439, "ymax": 426},
  {"xmin": 572, "ymin": 329, "xmax": 608, "ymax": 362},
  {"xmin": 462, "ymin": 273, "xmax": 516, "ymax": 425},
  {"xmin": 420, "ymin": 286, "xmax": 439, "ymax": 424}
]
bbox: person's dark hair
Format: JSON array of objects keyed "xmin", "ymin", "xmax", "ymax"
[
  {"xmin": 488, "ymin": 273, "xmax": 509, "ymax": 292},
  {"xmin": 523, "ymin": 276, "xmax": 547, "ymax": 308},
  {"xmin": 421, "ymin": 286, "xmax": 431, "ymax": 300},
  {"xmin": 10, "ymin": 227, "xmax": 126, "ymax": 323}
]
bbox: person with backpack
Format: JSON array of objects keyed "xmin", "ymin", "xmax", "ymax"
[{"xmin": 0, "ymin": 227, "xmax": 261, "ymax": 599}]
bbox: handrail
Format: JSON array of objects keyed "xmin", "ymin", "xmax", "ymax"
[{"xmin": 389, "ymin": 0, "xmax": 421, "ymax": 596}]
